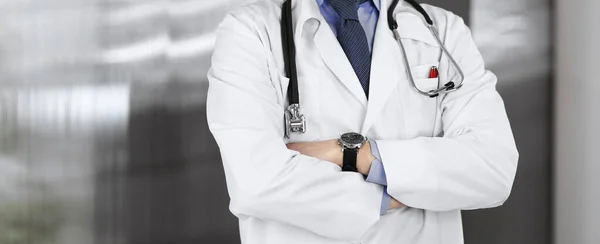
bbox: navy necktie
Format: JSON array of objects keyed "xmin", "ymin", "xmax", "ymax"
[{"xmin": 329, "ymin": 0, "xmax": 372, "ymax": 98}]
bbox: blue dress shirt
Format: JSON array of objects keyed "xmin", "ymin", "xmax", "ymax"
[
  {"xmin": 316, "ymin": 0, "xmax": 390, "ymax": 215},
  {"xmin": 316, "ymin": 0, "xmax": 380, "ymax": 52}
]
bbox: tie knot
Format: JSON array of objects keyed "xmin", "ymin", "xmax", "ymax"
[{"xmin": 329, "ymin": 0, "xmax": 367, "ymax": 21}]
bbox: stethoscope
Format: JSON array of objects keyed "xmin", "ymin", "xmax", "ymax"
[{"xmin": 282, "ymin": 0, "xmax": 466, "ymax": 138}]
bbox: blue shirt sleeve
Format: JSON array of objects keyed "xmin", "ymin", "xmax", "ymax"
[
  {"xmin": 365, "ymin": 140, "xmax": 387, "ymax": 186},
  {"xmin": 380, "ymin": 187, "xmax": 392, "ymax": 215},
  {"xmin": 365, "ymin": 140, "xmax": 390, "ymax": 215}
]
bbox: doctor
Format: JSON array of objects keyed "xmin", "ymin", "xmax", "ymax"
[{"xmin": 207, "ymin": 0, "xmax": 518, "ymax": 243}]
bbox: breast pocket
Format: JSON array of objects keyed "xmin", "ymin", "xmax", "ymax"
[
  {"xmin": 402, "ymin": 63, "xmax": 442, "ymax": 138},
  {"xmin": 410, "ymin": 63, "xmax": 441, "ymax": 93},
  {"xmin": 276, "ymin": 73, "xmax": 321, "ymax": 143}
]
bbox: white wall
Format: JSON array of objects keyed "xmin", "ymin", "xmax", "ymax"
[{"xmin": 555, "ymin": 0, "xmax": 600, "ymax": 243}]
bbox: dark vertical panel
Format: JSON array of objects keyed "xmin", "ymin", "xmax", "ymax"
[
  {"xmin": 441, "ymin": 0, "xmax": 552, "ymax": 244},
  {"xmin": 422, "ymin": 1, "xmax": 552, "ymax": 244},
  {"xmin": 94, "ymin": 1, "xmax": 241, "ymax": 243},
  {"xmin": 462, "ymin": 77, "xmax": 552, "ymax": 244},
  {"xmin": 104, "ymin": 83, "xmax": 238, "ymax": 244}
]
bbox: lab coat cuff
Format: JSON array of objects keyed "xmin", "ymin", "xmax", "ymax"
[{"xmin": 365, "ymin": 140, "xmax": 388, "ymax": 186}]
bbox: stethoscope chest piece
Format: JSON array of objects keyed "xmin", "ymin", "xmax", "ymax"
[{"xmin": 284, "ymin": 104, "xmax": 306, "ymax": 139}]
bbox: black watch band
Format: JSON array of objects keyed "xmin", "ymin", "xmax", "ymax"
[{"xmin": 342, "ymin": 148, "xmax": 359, "ymax": 172}]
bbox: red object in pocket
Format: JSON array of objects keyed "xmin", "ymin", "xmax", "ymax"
[{"xmin": 429, "ymin": 66, "xmax": 439, "ymax": 79}]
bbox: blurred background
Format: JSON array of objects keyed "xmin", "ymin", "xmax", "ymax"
[{"xmin": 0, "ymin": 0, "xmax": 597, "ymax": 244}]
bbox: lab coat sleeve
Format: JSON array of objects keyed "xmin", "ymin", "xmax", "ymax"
[
  {"xmin": 374, "ymin": 15, "xmax": 519, "ymax": 212},
  {"xmin": 206, "ymin": 13, "xmax": 383, "ymax": 241}
]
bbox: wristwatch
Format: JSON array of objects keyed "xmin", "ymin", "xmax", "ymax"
[{"xmin": 338, "ymin": 132, "xmax": 368, "ymax": 173}]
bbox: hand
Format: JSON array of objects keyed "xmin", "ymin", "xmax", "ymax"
[
  {"xmin": 286, "ymin": 139, "xmax": 343, "ymax": 166},
  {"xmin": 356, "ymin": 141, "xmax": 376, "ymax": 175},
  {"xmin": 389, "ymin": 198, "xmax": 406, "ymax": 210}
]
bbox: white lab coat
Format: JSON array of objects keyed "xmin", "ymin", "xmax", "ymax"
[{"xmin": 206, "ymin": 0, "xmax": 519, "ymax": 243}]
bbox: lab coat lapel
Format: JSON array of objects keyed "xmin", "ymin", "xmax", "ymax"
[
  {"xmin": 362, "ymin": 0, "xmax": 407, "ymax": 133},
  {"xmin": 313, "ymin": 14, "xmax": 368, "ymax": 107},
  {"xmin": 294, "ymin": 0, "xmax": 369, "ymax": 106}
]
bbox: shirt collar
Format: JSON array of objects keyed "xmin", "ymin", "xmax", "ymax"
[
  {"xmin": 316, "ymin": 0, "xmax": 381, "ymax": 11},
  {"xmin": 297, "ymin": 0, "xmax": 381, "ymax": 38}
]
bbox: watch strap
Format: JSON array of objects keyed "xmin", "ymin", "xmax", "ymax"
[{"xmin": 342, "ymin": 148, "xmax": 359, "ymax": 172}]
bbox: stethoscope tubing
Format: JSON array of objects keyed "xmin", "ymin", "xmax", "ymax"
[{"xmin": 282, "ymin": 0, "xmax": 467, "ymax": 137}]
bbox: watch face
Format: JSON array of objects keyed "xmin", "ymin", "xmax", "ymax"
[{"xmin": 341, "ymin": 132, "xmax": 365, "ymax": 145}]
